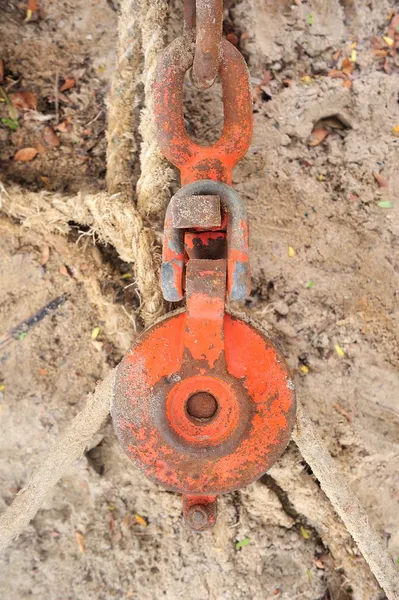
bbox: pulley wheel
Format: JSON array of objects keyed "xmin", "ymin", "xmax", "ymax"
[{"xmin": 112, "ymin": 310, "xmax": 296, "ymax": 495}]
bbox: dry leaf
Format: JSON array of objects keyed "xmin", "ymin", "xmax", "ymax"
[
  {"xmin": 10, "ymin": 91, "xmax": 37, "ymax": 111},
  {"xmin": 40, "ymin": 176, "xmax": 52, "ymax": 189},
  {"xmin": 121, "ymin": 514, "xmax": 133, "ymax": 530},
  {"xmin": 371, "ymin": 35, "xmax": 384, "ymax": 50},
  {"xmin": 56, "ymin": 92, "xmax": 72, "ymax": 104},
  {"xmin": 59, "ymin": 265, "xmax": 70, "ymax": 277},
  {"xmin": 75, "ymin": 147, "xmax": 89, "ymax": 162},
  {"xmin": 0, "ymin": 59, "xmax": 4, "ymax": 83},
  {"xmin": 75, "ymin": 531, "xmax": 85, "ymax": 553},
  {"xmin": 134, "ymin": 514, "xmax": 148, "ymax": 527},
  {"xmin": 108, "ymin": 512, "xmax": 115, "ymax": 533},
  {"xmin": 392, "ymin": 125, "xmax": 399, "ymax": 136},
  {"xmin": 333, "ymin": 403, "xmax": 352, "ymax": 422},
  {"xmin": 60, "ymin": 78, "xmax": 76, "ymax": 92},
  {"xmin": 372, "ymin": 171, "xmax": 388, "ymax": 188},
  {"xmin": 388, "ymin": 14, "xmax": 399, "ymax": 39},
  {"xmin": 328, "ymin": 69, "xmax": 346, "ymax": 79},
  {"xmin": 14, "ymin": 147, "xmax": 38, "ymax": 162},
  {"xmin": 254, "ymin": 70, "xmax": 272, "ymax": 101},
  {"xmin": 260, "ymin": 70, "xmax": 271, "ymax": 86},
  {"xmin": 373, "ymin": 49, "xmax": 389, "ymax": 58},
  {"xmin": 35, "ymin": 141, "xmax": 46, "ymax": 154},
  {"xmin": 313, "ymin": 558, "xmax": 325, "ymax": 570},
  {"xmin": 309, "ymin": 127, "xmax": 328, "ymax": 146},
  {"xmin": 341, "ymin": 57, "xmax": 354, "ymax": 75},
  {"xmin": 40, "ymin": 245, "xmax": 50, "ymax": 265},
  {"xmin": 342, "ymin": 79, "xmax": 352, "ymax": 89},
  {"xmin": 55, "ymin": 119, "xmax": 72, "ymax": 132},
  {"xmin": 43, "ymin": 125, "xmax": 60, "ymax": 147},
  {"xmin": 91, "ymin": 340, "xmax": 103, "ymax": 352},
  {"xmin": 383, "ymin": 59, "xmax": 392, "ymax": 74}
]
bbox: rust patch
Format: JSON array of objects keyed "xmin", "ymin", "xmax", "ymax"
[{"xmin": 171, "ymin": 194, "xmax": 221, "ymax": 229}]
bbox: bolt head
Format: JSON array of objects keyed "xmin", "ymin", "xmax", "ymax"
[{"xmin": 186, "ymin": 504, "xmax": 210, "ymax": 530}]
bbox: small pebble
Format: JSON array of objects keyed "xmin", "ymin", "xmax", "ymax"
[{"xmin": 275, "ymin": 300, "xmax": 289, "ymax": 316}]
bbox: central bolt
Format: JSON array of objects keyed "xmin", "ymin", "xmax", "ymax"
[{"xmin": 186, "ymin": 392, "xmax": 218, "ymax": 420}]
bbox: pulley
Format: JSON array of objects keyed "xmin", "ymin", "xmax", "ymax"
[{"xmin": 112, "ymin": 0, "xmax": 296, "ymax": 531}]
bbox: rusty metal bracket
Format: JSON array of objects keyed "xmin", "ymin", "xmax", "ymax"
[{"xmin": 162, "ymin": 179, "xmax": 250, "ymax": 303}]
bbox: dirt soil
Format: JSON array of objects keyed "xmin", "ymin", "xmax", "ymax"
[{"xmin": 0, "ymin": 0, "xmax": 399, "ymax": 599}]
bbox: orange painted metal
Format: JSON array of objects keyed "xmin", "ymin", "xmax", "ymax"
[
  {"xmin": 153, "ymin": 34, "xmax": 253, "ymax": 186},
  {"xmin": 183, "ymin": 495, "xmax": 217, "ymax": 531},
  {"xmin": 113, "ymin": 264, "xmax": 296, "ymax": 512},
  {"xmin": 161, "ymin": 180, "xmax": 250, "ymax": 302},
  {"xmin": 112, "ymin": 6, "xmax": 296, "ymax": 531},
  {"xmin": 113, "ymin": 296, "xmax": 296, "ymax": 494}
]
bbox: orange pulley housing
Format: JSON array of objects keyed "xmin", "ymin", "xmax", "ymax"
[
  {"xmin": 112, "ymin": 25, "xmax": 296, "ymax": 530},
  {"xmin": 112, "ymin": 260, "xmax": 296, "ymax": 529}
]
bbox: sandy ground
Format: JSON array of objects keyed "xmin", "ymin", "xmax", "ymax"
[{"xmin": 0, "ymin": 0, "xmax": 398, "ymax": 599}]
